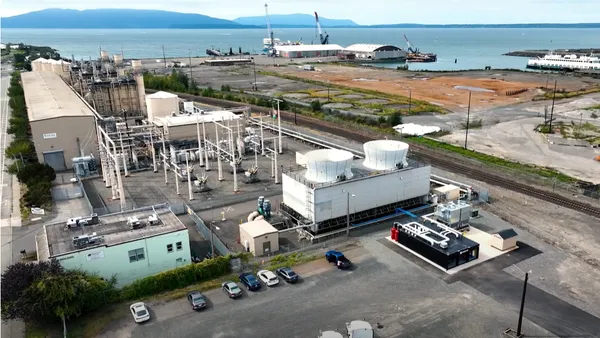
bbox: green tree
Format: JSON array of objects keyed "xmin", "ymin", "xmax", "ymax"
[
  {"xmin": 310, "ymin": 100, "xmax": 322, "ymax": 112},
  {"xmin": 5, "ymin": 140, "xmax": 35, "ymax": 162},
  {"xmin": 389, "ymin": 112, "xmax": 403, "ymax": 126}
]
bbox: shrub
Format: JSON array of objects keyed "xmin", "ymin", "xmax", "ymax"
[
  {"xmin": 310, "ymin": 100, "xmax": 322, "ymax": 112},
  {"xmin": 220, "ymin": 84, "xmax": 231, "ymax": 92},
  {"xmin": 119, "ymin": 256, "xmax": 232, "ymax": 300},
  {"xmin": 591, "ymin": 112, "xmax": 598, "ymax": 119},
  {"xmin": 201, "ymin": 87, "xmax": 215, "ymax": 97},
  {"xmin": 389, "ymin": 112, "xmax": 402, "ymax": 126}
]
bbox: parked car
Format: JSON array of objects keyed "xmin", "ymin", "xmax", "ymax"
[
  {"xmin": 222, "ymin": 281, "xmax": 243, "ymax": 298},
  {"xmin": 130, "ymin": 302, "xmax": 150, "ymax": 323},
  {"xmin": 257, "ymin": 269, "xmax": 280, "ymax": 287},
  {"xmin": 325, "ymin": 250, "xmax": 352, "ymax": 269},
  {"xmin": 187, "ymin": 291, "xmax": 207, "ymax": 310},
  {"xmin": 276, "ymin": 267, "xmax": 299, "ymax": 283},
  {"xmin": 239, "ymin": 272, "xmax": 262, "ymax": 291}
]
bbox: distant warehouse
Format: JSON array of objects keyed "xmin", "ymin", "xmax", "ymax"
[
  {"xmin": 21, "ymin": 71, "xmax": 99, "ymax": 171},
  {"xmin": 275, "ymin": 44, "xmax": 344, "ymax": 58},
  {"xmin": 343, "ymin": 44, "xmax": 407, "ymax": 61}
]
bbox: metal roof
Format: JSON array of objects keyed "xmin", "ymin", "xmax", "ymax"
[
  {"xmin": 239, "ymin": 219, "xmax": 278, "ymax": 238},
  {"xmin": 146, "ymin": 91, "xmax": 178, "ymax": 99},
  {"xmin": 494, "ymin": 228, "xmax": 518, "ymax": 239},
  {"xmin": 21, "ymin": 71, "xmax": 95, "ymax": 122},
  {"xmin": 275, "ymin": 44, "xmax": 344, "ymax": 52},
  {"xmin": 344, "ymin": 44, "xmax": 401, "ymax": 52}
]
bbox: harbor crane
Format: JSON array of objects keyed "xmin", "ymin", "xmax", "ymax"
[
  {"xmin": 265, "ymin": 3, "xmax": 276, "ymax": 56},
  {"xmin": 403, "ymin": 34, "xmax": 419, "ymax": 54},
  {"xmin": 314, "ymin": 12, "xmax": 329, "ymax": 44}
]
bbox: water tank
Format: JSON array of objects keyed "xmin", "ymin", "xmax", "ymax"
[
  {"xmin": 100, "ymin": 50, "xmax": 109, "ymax": 61},
  {"xmin": 113, "ymin": 54, "xmax": 123, "ymax": 65},
  {"xmin": 258, "ymin": 196, "xmax": 265, "ymax": 209},
  {"xmin": 363, "ymin": 140, "xmax": 409, "ymax": 170},
  {"xmin": 145, "ymin": 91, "xmax": 179, "ymax": 122},
  {"xmin": 304, "ymin": 149, "xmax": 354, "ymax": 183},
  {"xmin": 131, "ymin": 59, "xmax": 142, "ymax": 71}
]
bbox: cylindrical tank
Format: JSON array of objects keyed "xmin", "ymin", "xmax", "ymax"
[
  {"xmin": 263, "ymin": 200, "xmax": 271, "ymax": 217},
  {"xmin": 100, "ymin": 50, "xmax": 109, "ymax": 61},
  {"xmin": 318, "ymin": 331, "xmax": 344, "ymax": 338},
  {"xmin": 258, "ymin": 196, "xmax": 265, "ymax": 209},
  {"xmin": 113, "ymin": 54, "xmax": 123, "ymax": 65},
  {"xmin": 145, "ymin": 91, "xmax": 179, "ymax": 122},
  {"xmin": 131, "ymin": 59, "xmax": 142, "ymax": 71},
  {"xmin": 363, "ymin": 140, "xmax": 409, "ymax": 170}
]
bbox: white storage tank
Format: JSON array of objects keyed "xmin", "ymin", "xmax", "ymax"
[
  {"xmin": 363, "ymin": 140, "xmax": 408, "ymax": 170},
  {"xmin": 131, "ymin": 59, "xmax": 142, "ymax": 72},
  {"xmin": 318, "ymin": 331, "xmax": 344, "ymax": 338},
  {"xmin": 100, "ymin": 50, "xmax": 109, "ymax": 61},
  {"xmin": 31, "ymin": 57, "xmax": 47, "ymax": 72},
  {"xmin": 41, "ymin": 59, "xmax": 53, "ymax": 72},
  {"xmin": 135, "ymin": 74, "xmax": 147, "ymax": 114},
  {"xmin": 304, "ymin": 149, "xmax": 354, "ymax": 183},
  {"xmin": 113, "ymin": 54, "xmax": 123, "ymax": 65},
  {"xmin": 146, "ymin": 91, "xmax": 179, "ymax": 122}
]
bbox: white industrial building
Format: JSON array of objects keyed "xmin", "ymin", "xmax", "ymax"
[
  {"xmin": 281, "ymin": 140, "xmax": 431, "ymax": 234},
  {"xmin": 275, "ymin": 44, "xmax": 344, "ymax": 58},
  {"xmin": 36, "ymin": 205, "xmax": 191, "ymax": 287},
  {"xmin": 343, "ymin": 44, "xmax": 407, "ymax": 61}
]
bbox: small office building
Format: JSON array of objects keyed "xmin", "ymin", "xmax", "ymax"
[
  {"xmin": 21, "ymin": 71, "xmax": 98, "ymax": 171},
  {"xmin": 239, "ymin": 219, "xmax": 279, "ymax": 256},
  {"xmin": 36, "ymin": 205, "xmax": 191, "ymax": 287},
  {"xmin": 490, "ymin": 228, "xmax": 518, "ymax": 251}
]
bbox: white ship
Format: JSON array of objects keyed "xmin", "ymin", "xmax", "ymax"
[
  {"xmin": 527, "ymin": 52, "xmax": 600, "ymax": 71},
  {"xmin": 262, "ymin": 38, "xmax": 302, "ymax": 53}
]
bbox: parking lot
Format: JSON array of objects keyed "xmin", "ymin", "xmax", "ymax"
[{"xmin": 96, "ymin": 230, "xmax": 597, "ymax": 338}]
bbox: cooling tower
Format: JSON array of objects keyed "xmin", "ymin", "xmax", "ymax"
[
  {"xmin": 304, "ymin": 149, "xmax": 354, "ymax": 183},
  {"xmin": 363, "ymin": 140, "xmax": 408, "ymax": 170}
]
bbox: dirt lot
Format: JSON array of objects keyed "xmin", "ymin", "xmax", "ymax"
[{"xmin": 267, "ymin": 64, "xmax": 600, "ymax": 112}]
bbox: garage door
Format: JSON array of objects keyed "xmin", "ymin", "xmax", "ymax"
[{"xmin": 43, "ymin": 150, "xmax": 66, "ymax": 171}]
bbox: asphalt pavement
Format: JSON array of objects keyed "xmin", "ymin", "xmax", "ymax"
[{"xmin": 98, "ymin": 237, "xmax": 570, "ymax": 338}]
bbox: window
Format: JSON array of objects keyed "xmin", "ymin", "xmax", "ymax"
[
  {"xmin": 176, "ymin": 257, "xmax": 183, "ymax": 263},
  {"xmin": 176, "ymin": 241, "xmax": 183, "ymax": 251},
  {"xmin": 167, "ymin": 244, "xmax": 173, "ymax": 253},
  {"xmin": 128, "ymin": 248, "xmax": 145, "ymax": 262}
]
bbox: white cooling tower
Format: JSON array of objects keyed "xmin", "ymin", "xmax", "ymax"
[
  {"xmin": 113, "ymin": 54, "xmax": 123, "ymax": 65},
  {"xmin": 363, "ymin": 140, "xmax": 409, "ymax": 170},
  {"xmin": 131, "ymin": 60, "xmax": 142, "ymax": 72},
  {"xmin": 304, "ymin": 149, "xmax": 354, "ymax": 183},
  {"xmin": 31, "ymin": 58, "xmax": 47, "ymax": 72},
  {"xmin": 41, "ymin": 59, "xmax": 53, "ymax": 72},
  {"xmin": 100, "ymin": 50, "xmax": 109, "ymax": 61}
]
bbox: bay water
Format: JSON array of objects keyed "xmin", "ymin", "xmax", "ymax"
[{"xmin": 2, "ymin": 28, "xmax": 599, "ymax": 70}]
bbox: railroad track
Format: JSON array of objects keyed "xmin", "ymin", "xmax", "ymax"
[
  {"xmin": 276, "ymin": 110, "xmax": 600, "ymax": 219},
  {"xmin": 168, "ymin": 90, "xmax": 600, "ymax": 219}
]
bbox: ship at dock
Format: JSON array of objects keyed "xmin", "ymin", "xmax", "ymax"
[
  {"xmin": 526, "ymin": 52, "xmax": 600, "ymax": 71},
  {"xmin": 262, "ymin": 4, "xmax": 302, "ymax": 55},
  {"xmin": 403, "ymin": 35, "xmax": 437, "ymax": 63}
]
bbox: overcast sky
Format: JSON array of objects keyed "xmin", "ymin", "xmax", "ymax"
[{"xmin": 2, "ymin": 0, "xmax": 599, "ymax": 25}]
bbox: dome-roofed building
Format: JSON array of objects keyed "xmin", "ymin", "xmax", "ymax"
[{"xmin": 344, "ymin": 44, "xmax": 407, "ymax": 61}]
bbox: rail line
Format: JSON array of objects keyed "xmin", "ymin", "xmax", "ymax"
[
  {"xmin": 169, "ymin": 90, "xmax": 600, "ymax": 219},
  {"xmin": 271, "ymin": 110, "xmax": 600, "ymax": 219}
]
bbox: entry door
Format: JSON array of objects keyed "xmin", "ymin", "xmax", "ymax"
[
  {"xmin": 43, "ymin": 150, "xmax": 66, "ymax": 171},
  {"xmin": 262, "ymin": 241, "xmax": 271, "ymax": 255}
]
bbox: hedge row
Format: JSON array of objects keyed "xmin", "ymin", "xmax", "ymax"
[{"xmin": 119, "ymin": 255, "xmax": 233, "ymax": 300}]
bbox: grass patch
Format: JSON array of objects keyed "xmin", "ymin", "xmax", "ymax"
[
  {"xmin": 66, "ymin": 304, "xmax": 129, "ymax": 338},
  {"xmin": 266, "ymin": 252, "xmax": 317, "ymax": 271},
  {"xmin": 406, "ymin": 136, "xmax": 578, "ymax": 183},
  {"xmin": 149, "ymin": 274, "xmax": 238, "ymax": 303},
  {"xmin": 460, "ymin": 118, "xmax": 483, "ymax": 129},
  {"xmin": 584, "ymin": 105, "xmax": 600, "ymax": 111},
  {"xmin": 25, "ymin": 323, "xmax": 49, "ymax": 338},
  {"xmin": 538, "ymin": 86, "xmax": 600, "ymax": 100}
]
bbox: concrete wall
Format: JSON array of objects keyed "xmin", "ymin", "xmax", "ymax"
[
  {"xmin": 312, "ymin": 166, "xmax": 431, "ymax": 223},
  {"xmin": 55, "ymin": 229, "xmax": 191, "ymax": 287},
  {"xmin": 30, "ymin": 116, "xmax": 98, "ymax": 170}
]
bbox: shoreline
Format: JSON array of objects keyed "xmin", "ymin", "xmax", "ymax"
[{"xmin": 504, "ymin": 48, "xmax": 600, "ymax": 57}]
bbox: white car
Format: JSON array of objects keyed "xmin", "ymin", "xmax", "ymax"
[
  {"xmin": 257, "ymin": 269, "xmax": 280, "ymax": 287},
  {"xmin": 130, "ymin": 302, "xmax": 150, "ymax": 323}
]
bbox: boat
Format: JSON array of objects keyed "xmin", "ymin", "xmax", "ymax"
[
  {"xmin": 206, "ymin": 49, "xmax": 222, "ymax": 57},
  {"xmin": 403, "ymin": 35, "xmax": 437, "ymax": 63},
  {"xmin": 526, "ymin": 52, "xmax": 600, "ymax": 71}
]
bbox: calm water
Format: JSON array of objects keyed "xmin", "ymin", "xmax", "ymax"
[{"xmin": 2, "ymin": 28, "xmax": 599, "ymax": 70}]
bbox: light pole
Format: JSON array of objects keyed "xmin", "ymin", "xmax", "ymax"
[
  {"xmin": 252, "ymin": 58, "xmax": 257, "ymax": 91},
  {"xmin": 188, "ymin": 49, "xmax": 193, "ymax": 88},
  {"xmin": 464, "ymin": 91, "xmax": 472, "ymax": 149},
  {"xmin": 549, "ymin": 80, "xmax": 557, "ymax": 132},
  {"xmin": 342, "ymin": 189, "xmax": 355, "ymax": 238},
  {"xmin": 408, "ymin": 89, "xmax": 412, "ymax": 114},
  {"xmin": 504, "ymin": 265, "xmax": 532, "ymax": 338}
]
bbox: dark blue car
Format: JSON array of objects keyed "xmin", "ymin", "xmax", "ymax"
[
  {"xmin": 276, "ymin": 267, "xmax": 299, "ymax": 283},
  {"xmin": 239, "ymin": 272, "xmax": 261, "ymax": 291}
]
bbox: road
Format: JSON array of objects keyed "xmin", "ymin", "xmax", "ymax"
[
  {"xmin": 97, "ymin": 237, "xmax": 600, "ymax": 338},
  {"xmin": 0, "ymin": 64, "xmax": 24, "ymax": 338}
]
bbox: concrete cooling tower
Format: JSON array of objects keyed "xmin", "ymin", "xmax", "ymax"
[
  {"xmin": 304, "ymin": 149, "xmax": 354, "ymax": 183},
  {"xmin": 363, "ymin": 140, "xmax": 409, "ymax": 170}
]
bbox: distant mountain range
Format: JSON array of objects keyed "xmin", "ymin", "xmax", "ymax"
[
  {"xmin": 234, "ymin": 14, "xmax": 358, "ymax": 28},
  {"xmin": 1, "ymin": 9, "xmax": 599, "ymax": 29}
]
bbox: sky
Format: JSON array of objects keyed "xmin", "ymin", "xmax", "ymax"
[{"xmin": 1, "ymin": 0, "xmax": 599, "ymax": 25}]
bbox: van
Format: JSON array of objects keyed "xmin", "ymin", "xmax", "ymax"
[{"xmin": 303, "ymin": 65, "xmax": 315, "ymax": 71}]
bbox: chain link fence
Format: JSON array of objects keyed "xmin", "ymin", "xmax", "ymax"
[{"xmin": 185, "ymin": 204, "xmax": 231, "ymax": 256}]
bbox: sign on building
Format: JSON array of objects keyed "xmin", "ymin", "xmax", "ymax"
[
  {"xmin": 86, "ymin": 251, "xmax": 105, "ymax": 261},
  {"xmin": 43, "ymin": 133, "xmax": 57, "ymax": 139}
]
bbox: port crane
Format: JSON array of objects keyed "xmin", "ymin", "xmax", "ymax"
[
  {"xmin": 403, "ymin": 34, "xmax": 419, "ymax": 54},
  {"xmin": 265, "ymin": 3, "xmax": 276, "ymax": 56},
  {"xmin": 314, "ymin": 12, "xmax": 329, "ymax": 44}
]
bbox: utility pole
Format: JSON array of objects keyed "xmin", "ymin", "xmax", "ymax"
[
  {"xmin": 408, "ymin": 89, "xmax": 412, "ymax": 114},
  {"xmin": 188, "ymin": 49, "xmax": 193, "ymax": 88},
  {"xmin": 253, "ymin": 59, "xmax": 258, "ymax": 91},
  {"xmin": 464, "ymin": 91, "xmax": 472, "ymax": 149},
  {"xmin": 162, "ymin": 45, "xmax": 167, "ymax": 68},
  {"xmin": 549, "ymin": 80, "xmax": 557, "ymax": 133},
  {"xmin": 274, "ymin": 99, "xmax": 283, "ymax": 154}
]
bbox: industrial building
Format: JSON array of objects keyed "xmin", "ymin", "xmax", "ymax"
[
  {"xmin": 239, "ymin": 219, "xmax": 279, "ymax": 256},
  {"xmin": 275, "ymin": 44, "xmax": 344, "ymax": 58},
  {"xmin": 36, "ymin": 204, "xmax": 191, "ymax": 287},
  {"xmin": 281, "ymin": 140, "xmax": 431, "ymax": 235},
  {"xmin": 30, "ymin": 57, "xmax": 71, "ymax": 79},
  {"xmin": 343, "ymin": 44, "xmax": 407, "ymax": 61},
  {"xmin": 391, "ymin": 220, "xmax": 480, "ymax": 270},
  {"xmin": 21, "ymin": 71, "xmax": 99, "ymax": 171}
]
